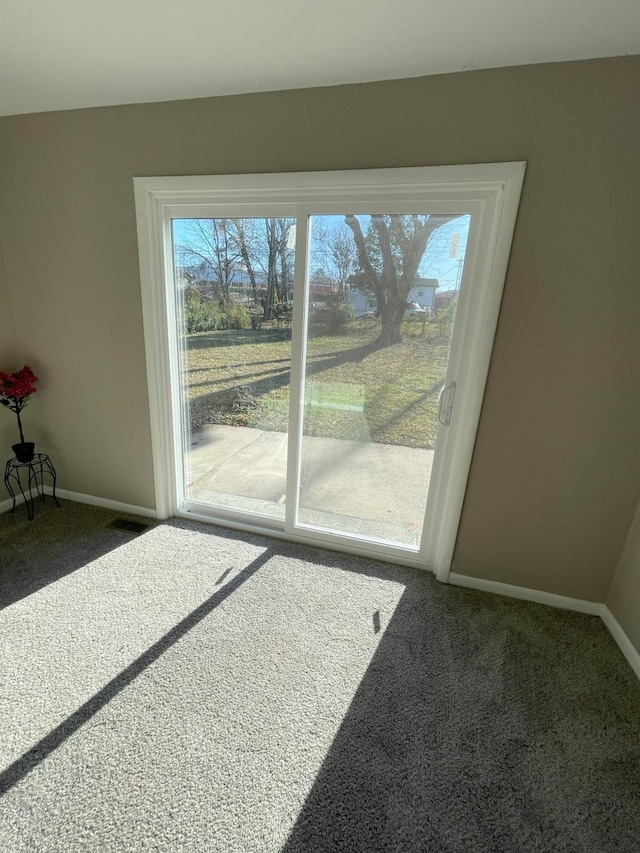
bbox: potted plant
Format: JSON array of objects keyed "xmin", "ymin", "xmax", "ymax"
[{"xmin": 0, "ymin": 365, "xmax": 38, "ymax": 462}]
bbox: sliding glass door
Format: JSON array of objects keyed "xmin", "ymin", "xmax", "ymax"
[
  {"xmin": 135, "ymin": 164, "xmax": 525, "ymax": 575},
  {"xmin": 172, "ymin": 216, "xmax": 294, "ymax": 522},
  {"xmin": 171, "ymin": 206, "xmax": 469, "ymax": 554},
  {"xmin": 293, "ymin": 213, "xmax": 468, "ymax": 549}
]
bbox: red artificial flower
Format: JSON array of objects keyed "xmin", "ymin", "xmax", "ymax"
[
  {"xmin": 0, "ymin": 365, "xmax": 38, "ymax": 404},
  {"xmin": 0, "ymin": 365, "xmax": 39, "ymax": 446}
]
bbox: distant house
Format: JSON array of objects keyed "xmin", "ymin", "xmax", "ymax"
[
  {"xmin": 347, "ymin": 276, "xmax": 439, "ymax": 316},
  {"xmin": 175, "ymin": 263, "xmax": 256, "ymax": 292},
  {"xmin": 348, "ymin": 289, "xmax": 378, "ymax": 316},
  {"xmin": 175, "ymin": 263, "xmax": 295, "ymax": 303},
  {"xmin": 407, "ymin": 278, "xmax": 439, "ymax": 310}
]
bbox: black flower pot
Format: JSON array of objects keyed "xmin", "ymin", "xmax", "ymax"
[{"xmin": 12, "ymin": 442, "xmax": 35, "ymax": 463}]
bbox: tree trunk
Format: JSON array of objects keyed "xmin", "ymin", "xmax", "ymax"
[
  {"xmin": 263, "ymin": 218, "xmax": 283, "ymax": 321},
  {"xmin": 233, "ymin": 220, "xmax": 259, "ymax": 304},
  {"xmin": 378, "ymin": 302, "xmax": 405, "ymax": 346}
]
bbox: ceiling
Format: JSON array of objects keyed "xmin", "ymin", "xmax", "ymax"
[{"xmin": 1, "ymin": 0, "xmax": 639, "ymax": 117}]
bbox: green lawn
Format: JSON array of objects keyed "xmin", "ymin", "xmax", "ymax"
[{"xmin": 183, "ymin": 320, "xmax": 450, "ymax": 449}]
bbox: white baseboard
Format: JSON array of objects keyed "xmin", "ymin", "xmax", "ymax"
[
  {"xmin": 51, "ymin": 488, "xmax": 157, "ymax": 519},
  {"xmin": 0, "ymin": 497, "xmax": 17, "ymax": 514},
  {"xmin": 449, "ymin": 571, "xmax": 640, "ymax": 684},
  {"xmin": 447, "ymin": 572, "xmax": 603, "ymax": 615},
  {"xmin": 0, "ymin": 494, "xmax": 27, "ymax": 514},
  {"xmin": 600, "ymin": 606, "xmax": 640, "ymax": 682},
  {"xmin": 1, "ymin": 487, "xmax": 156, "ymax": 519}
]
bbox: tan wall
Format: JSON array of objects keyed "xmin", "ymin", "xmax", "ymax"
[
  {"xmin": 0, "ymin": 56, "xmax": 639, "ymax": 596},
  {"xmin": 608, "ymin": 501, "xmax": 640, "ymax": 654},
  {"xmin": 0, "ymin": 237, "xmax": 26, "ymax": 450}
]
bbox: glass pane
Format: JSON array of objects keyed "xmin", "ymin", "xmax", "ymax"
[
  {"xmin": 297, "ymin": 213, "xmax": 470, "ymax": 548},
  {"xmin": 172, "ymin": 217, "xmax": 295, "ymax": 519}
]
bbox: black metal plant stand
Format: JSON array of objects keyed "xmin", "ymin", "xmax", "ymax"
[{"xmin": 4, "ymin": 454, "xmax": 60, "ymax": 520}]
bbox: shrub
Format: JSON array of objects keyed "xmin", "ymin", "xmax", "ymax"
[
  {"xmin": 184, "ymin": 288, "xmax": 218, "ymax": 333},
  {"xmin": 436, "ymin": 300, "xmax": 457, "ymax": 338},
  {"xmin": 226, "ymin": 305, "xmax": 251, "ymax": 330},
  {"xmin": 248, "ymin": 304, "xmax": 263, "ymax": 330},
  {"xmin": 327, "ymin": 303, "xmax": 355, "ymax": 335}
]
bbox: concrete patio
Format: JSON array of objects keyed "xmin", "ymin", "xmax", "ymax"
[{"xmin": 186, "ymin": 425, "xmax": 435, "ymax": 547}]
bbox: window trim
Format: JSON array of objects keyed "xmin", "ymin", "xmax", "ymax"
[{"xmin": 134, "ymin": 163, "xmax": 526, "ymax": 579}]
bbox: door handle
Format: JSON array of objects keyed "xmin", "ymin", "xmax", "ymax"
[{"xmin": 438, "ymin": 382, "xmax": 456, "ymax": 426}]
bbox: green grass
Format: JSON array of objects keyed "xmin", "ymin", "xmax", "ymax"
[{"xmin": 182, "ymin": 319, "xmax": 450, "ymax": 449}]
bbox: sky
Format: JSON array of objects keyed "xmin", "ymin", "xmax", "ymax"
[{"xmin": 173, "ymin": 213, "xmax": 470, "ymax": 292}]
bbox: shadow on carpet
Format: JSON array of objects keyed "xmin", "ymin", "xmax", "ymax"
[{"xmin": 282, "ymin": 580, "xmax": 640, "ymax": 853}]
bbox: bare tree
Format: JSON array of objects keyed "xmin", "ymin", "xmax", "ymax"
[
  {"xmin": 311, "ymin": 222, "xmax": 357, "ymax": 300},
  {"xmin": 177, "ymin": 217, "xmax": 295, "ymax": 321},
  {"xmin": 276, "ymin": 218, "xmax": 294, "ymax": 305},
  {"xmin": 261, "ymin": 218, "xmax": 294, "ymax": 320},
  {"xmin": 175, "ymin": 219, "xmax": 243, "ymax": 304},
  {"xmin": 231, "ymin": 218, "xmax": 261, "ymax": 304},
  {"xmin": 345, "ymin": 214, "xmax": 458, "ymax": 346}
]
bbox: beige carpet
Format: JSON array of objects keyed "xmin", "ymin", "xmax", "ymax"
[{"xmin": 1, "ymin": 501, "xmax": 639, "ymax": 852}]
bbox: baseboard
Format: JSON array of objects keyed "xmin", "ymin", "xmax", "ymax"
[
  {"xmin": 0, "ymin": 497, "xmax": 16, "ymax": 514},
  {"xmin": 600, "ymin": 606, "xmax": 640, "ymax": 682},
  {"xmin": 1, "ymin": 486, "xmax": 156, "ymax": 519},
  {"xmin": 447, "ymin": 572, "xmax": 603, "ymax": 615},
  {"xmin": 47, "ymin": 487, "xmax": 157, "ymax": 519},
  {"xmin": 0, "ymin": 494, "xmax": 26, "ymax": 514}
]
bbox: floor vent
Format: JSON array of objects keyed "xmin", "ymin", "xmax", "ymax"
[{"xmin": 106, "ymin": 518, "xmax": 152, "ymax": 535}]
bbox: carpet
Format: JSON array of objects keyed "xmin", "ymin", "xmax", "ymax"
[{"xmin": 1, "ymin": 501, "xmax": 639, "ymax": 852}]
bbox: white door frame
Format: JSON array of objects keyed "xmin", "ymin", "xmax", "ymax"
[{"xmin": 134, "ymin": 163, "xmax": 525, "ymax": 581}]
